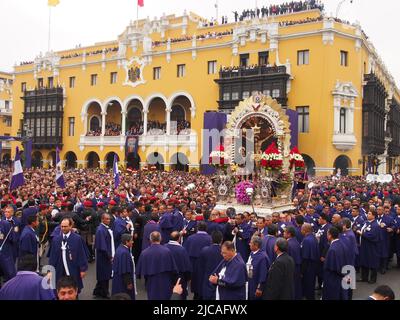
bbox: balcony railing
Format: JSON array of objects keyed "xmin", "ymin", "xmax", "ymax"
[
  {"xmin": 1, "ymin": 141, "xmax": 11, "ymax": 149},
  {"xmin": 219, "ymin": 65, "xmax": 287, "ymax": 79},
  {"xmin": 79, "ymin": 133, "xmax": 197, "ymax": 149}
]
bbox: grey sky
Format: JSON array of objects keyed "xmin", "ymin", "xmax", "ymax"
[{"xmin": 0, "ymin": 0, "xmax": 399, "ymax": 85}]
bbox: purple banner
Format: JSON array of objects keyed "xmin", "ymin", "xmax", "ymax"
[
  {"xmin": 24, "ymin": 139, "xmax": 32, "ymax": 169},
  {"xmin": 201, "ymin": 112, "xmax": 227, "ymax": 175},
  {"xmin": 286, "ymin": 109, "xmax": 298, "ymax": 149}
]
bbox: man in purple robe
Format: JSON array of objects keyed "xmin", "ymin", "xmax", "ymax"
[
  {"xmin": 93, "ymin": 213, "xmax": 114, "ymax": 299},
  {"xmin": 165, "ymin": 231, "xmax": 192, "ymax": 300},
  {"xmin": 265, "ymin": 224, "xmax": 278, "ymax": 262},
  {"xmin": 49, "ymin": 218, "xmax": 88, "ymax": 294},
  {"xmin": 0, "ymin": 217, "xmax": 18, "ymax": 281},
  {"xmin": 322, "ymin": 227, "xmax": 347, "ymax": 300},
  {"xmin": 141, "ymin": 212, "xmax": 160, "ymax": 252},
  {"xmin": 136, "ymin": 231, "xmax": 178, "ymax": 300},
  {"xmin": 300, "ymin": 223, "xmax": 320, "ymax": 300},
  {"xmin": 0, "ymin": 254, "xmax": 55, "ymax": 300},
  {"xmin": 284, "ymin": 226, "xmax": 302, "ymax": 300},
  {"xmin": 183, "ymin": 221, "xmax": 212, "ymax": 299},
  {"xmin": 198, "ymin": 231, "xmax": 223, "ymax": 300},
  {"xmin": 228, "ymin": 213, "xmax": 252, "ymax": 261},
  {"xmin": 19, "ymin": 215, "xmax": 40, "ymax": 270},
  {"xmin": 209, "ymin": 241, "xmax": 247, "ymax": 300},
  {"xmin": 246, "ymin": 236, "xmax": 270, "ymax": 300},
  {"xmin": 316, "ymin": 213, "xmax": 332, "ymax": 290},
  {"xmin": 357, "ymin": 209, "xmax": 381, "ymax": 284},
  {"xmin": 112, "ymin": 234, "xmax": 136, "ymax": 300},
  {"xmin": 376, "ymin": 206, "xmax": 395, "ymax": 274},
  {"xmin": 113, "ymin": 207, "xmax": 133, "ymax": 248},
  {"xmin": 159, "ymin": 205, "xmax": 174, "ymax": 244},
  {"xmin": 2, "ymin": 205, "xmax": 21, "ymax": 264}
]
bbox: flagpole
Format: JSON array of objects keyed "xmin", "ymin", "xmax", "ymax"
[
  {"xmin": 48, "ymin": 6, "xmax": 51, "ymax": 51},
  {"xmin": 136, "ymin": 2, "xmax": 139, "ymax": 29}
]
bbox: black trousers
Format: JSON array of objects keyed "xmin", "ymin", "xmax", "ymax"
[
  {"xmin": 93, "ymin": 280, "xmax": 109, "ymax": 298},
  {"xmin": 361, "ymin": 267, "xmax": 377, "ymax": 282}
]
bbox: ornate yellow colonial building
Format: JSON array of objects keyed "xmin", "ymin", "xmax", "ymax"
[
  {"xmin": 10, "ymin": 8, "xmax": 400, "ymax": 175},
  {"xmin": 0, "ymin": 71, "xmax": 13, "ymax": 163}
]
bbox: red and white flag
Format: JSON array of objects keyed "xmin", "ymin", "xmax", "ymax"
[{"xmin": 138, "ymin": 0, "xmax": 144, "ymax": 7}]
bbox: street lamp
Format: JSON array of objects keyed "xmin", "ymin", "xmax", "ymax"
[
  {"xmin": 336, "ymin": 0, "xmax": 353, "ymax": 18},
  {"xmin": 246, "ymin": 187, "xmax": 255, "ymax": 214}
]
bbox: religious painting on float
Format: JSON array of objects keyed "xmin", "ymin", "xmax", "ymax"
[{"xmin": 123, "ymin": 57, "xmax": 146, "ymax": 87}]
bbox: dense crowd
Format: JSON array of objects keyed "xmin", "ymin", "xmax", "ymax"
[
  {"xmin": 60, "ymin": 47, "xmax": 119, "ymax": 60},
  {"xmin": 0, "ymin": 166, "xmax": 398, "ymax": 300},
  {"xmin": 233, "ymin": 0, "xmax": 324, "ymax": 22},
  {"xmin": 152, "ymin": 30, "xmax": 233, "ymax": 47}
]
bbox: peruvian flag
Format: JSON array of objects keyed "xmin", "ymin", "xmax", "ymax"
[{"xmin": 138, "ymin": 0, "xmax": 144, "ymax": 7}]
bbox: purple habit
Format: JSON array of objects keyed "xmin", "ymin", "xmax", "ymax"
[
  {"xmin": 94, "ymin": 224, "xmax": 113, "ymax": 281},
  {"xmin": 287, "ymin": 237, "xmax": 302, "ymax": 300},
  {"xmin": 165, "ymin": 241, "xmax": 192, "ymax": 299},
  {"xmin": 247, "ymin": 250, "xmax": 270, "ymax": 300},
  {"xmin": 112, "ymin": 244, "xmax": 135, "ymax": 300},
  {"xmin": 141, "ymin": 221, "xmax": 160, "ymax": 252},
  {"xmin": 48, "ymin": 232, "xmax": 88, "ymax": 292},
  {"xmin": 322, "ymin": 239, "xmax": 347, "ymax": 300},
  {"xmin": 136, "ymin": 243, "xmax": 178, "ymax": 300},
  {"xmin": 19, "ymin": 226, "xmax": 39, "ymax": 257},
  {"xmin": 301, "ymin": 233, "xmax": 320, "ymax": 300},
  {"xmin": 212, "ymin": 254, "xmax": 247, "ymax": 300},
  {"xmin": 183, "ymin": 231, "xmax": 212, "ymax": 296},
  {"xmin": 198, "ymin": 244, "xmax": 223, "ymax": 300},
  {"xmin": 0, "ymin": 271, "xmax": 55, "ymax": 300}
]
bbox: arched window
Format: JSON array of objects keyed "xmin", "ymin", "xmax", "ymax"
[
  {"xmin": 171, "ymin": 105, "xmax": 185, "ymax": 122},
  {"xmin": 128, "ymin": 107, "xmax": 142, "ymax": 123},
  {"xmin": 340, "ymin": 108, "xmax": 346, "ymax": 134},
  {"xmin": 90, "ymin": 116, "xmax": 100, "ymax": 132}
]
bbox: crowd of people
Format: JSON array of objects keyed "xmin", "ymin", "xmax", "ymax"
[
  {"xmin": 0, "ymin": 166, "xmax": 397, "ymax": 300},
  {"xmin": 233, "ymin": 0, "xmax": 324, "ymax": 22},
  {"xmin": 152, "ymin": 30, "xmax": 233, "ymax": 48},
  {"xmin": 279, "ymin": 15, "xmax": 323, "ymax": 26},
  {"xmin": 60, "ymin": 47, "xmax": 119, "ymax": 60}
]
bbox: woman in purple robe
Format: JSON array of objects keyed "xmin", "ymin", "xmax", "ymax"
[
  {"xmin": 112, "ymin": 234, "xmax": 136, "ymax": 299},
  {"xmin": 136, "ymin": 231, "xmax": 178, "ymax": 300}
]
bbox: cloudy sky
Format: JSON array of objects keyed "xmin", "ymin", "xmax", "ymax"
[{"xmin": 0, "ymin": 0, "xmax": 399, "ymax": 84}]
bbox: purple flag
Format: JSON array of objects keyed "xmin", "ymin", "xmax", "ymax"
[
  {"xmin": 56, "ymin": 147, "xmax": 65, "ymax": 188},
  {"xmin": 10, "ymin": 147, "xmax": 25, "ymax": 190},
  {"xmin": 113, "ymin": 154, "xmax": 120, "ymax": 189}
]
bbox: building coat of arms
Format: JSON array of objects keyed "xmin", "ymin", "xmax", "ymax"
[{"xmin": 123, "ymin": 57, "xmax": 146, "ymax": 88}]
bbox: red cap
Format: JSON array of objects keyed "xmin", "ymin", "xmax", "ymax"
[
  {"xmin": 109, "ymin": 200, "xmax": 117, "ymax": 205},
  {"xmin": 120, "ymin": 194, "xmax": 126, "ymax": 199},
  {"xmin": 195, "ymin": 215, "xmax": 204, "ymax": 221},
  {"xmin": 61, "ymin": 202, "xmax": 68, "ymax": 207},
  {"xmin": 83, "ymin": 200, "xmax": 92, "ymax": 207},
  {"xmin": 39, "ymin": 204, "xmax": 49, "ymax": 210},
  {"xmin": 97, "ymin": 202, "xmax": 105, "ymax": 207}
]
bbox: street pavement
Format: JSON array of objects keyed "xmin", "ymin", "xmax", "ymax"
[{"xmin": 71, "ymin": 258, "xmax": 400, "ymax": 300}]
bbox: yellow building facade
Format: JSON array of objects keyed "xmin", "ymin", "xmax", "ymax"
[
  {"xmin": 0, "ymin": 71, "xmax": 13, "ymax": 163},
  {"xmin": 11, "ymin": 9, "xmax": 400, "ymax": 175}
]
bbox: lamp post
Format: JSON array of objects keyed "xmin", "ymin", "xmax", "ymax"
[{"xmin": 336, "ymin": 0, "xmax": 353, "ymax": 18}]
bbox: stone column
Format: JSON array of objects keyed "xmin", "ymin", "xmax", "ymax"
[
  {"xmin": 101, "ymin": 112, "xmax": 107, "ymax": 136},
  {"xmin": 143, "ymin": 110, "xmax": 148, "ymax": 135},
  {"xmin": 83, "ymin": 114, "xmax": 88, "ymax": 135},
  {"xmin": 121, "ymin": 111, "xmax": 127, "ymax": 136},
  {"xmin": 166, "ymin": 108, "xmax": 171, "ymax": 135}
]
